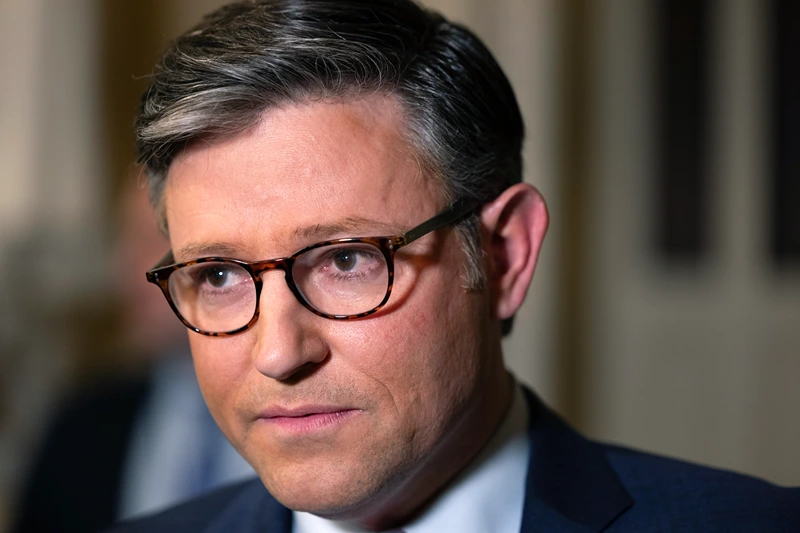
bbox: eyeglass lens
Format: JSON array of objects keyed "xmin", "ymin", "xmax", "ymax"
[{"xmin": 167, "ymin": 242, "xmax": 390, "ymax": 333}]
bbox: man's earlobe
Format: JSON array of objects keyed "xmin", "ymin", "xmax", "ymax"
[{"xmin": 480, "ymin": 183, "xmax": 549, "ymax": 321}]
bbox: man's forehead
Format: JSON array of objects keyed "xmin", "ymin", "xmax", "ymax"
[
  {"xmin": 172, "ymin": 93, "xmax": 411, "ymax": 159},
  {"xmin": 165, "ymin": 95, "xmax": 419, "ymax": 196},
  {"xmin": 163, "ymin": 95, "xmax": 441, "ymax": 262}
]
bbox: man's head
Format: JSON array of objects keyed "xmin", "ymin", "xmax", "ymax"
[
  {"xmin": 138, "ymin": 0, "xmax": 524, "ymax": 297},
  {"xmin": 138, "ymin": 0, "xmax": 548, "ymax": 529}
]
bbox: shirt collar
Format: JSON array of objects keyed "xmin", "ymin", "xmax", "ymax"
[{"xmin": 293, "ymin": 378, "xmax": 529, "ymax": 533}]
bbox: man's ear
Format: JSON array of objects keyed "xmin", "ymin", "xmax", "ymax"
[{"xmin": 480, "ymin": 183, "xmax": 549, "ymax": 321}]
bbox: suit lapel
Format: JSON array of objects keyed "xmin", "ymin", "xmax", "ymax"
[{"xmin": 520, "ymin": 388, "xmax": 633, "ymax": 532}]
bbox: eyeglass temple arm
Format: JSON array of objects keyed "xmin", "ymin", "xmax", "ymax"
[{"xmin": 402, "ymin": 198, "xmax": 479, "ymax": 245}]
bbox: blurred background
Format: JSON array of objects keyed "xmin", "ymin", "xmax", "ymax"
[{"xmin": 0, "ymin": 0, "xmax": 798, "ymax": 530}]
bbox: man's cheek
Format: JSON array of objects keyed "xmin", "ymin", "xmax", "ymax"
[
  {"xmin": 190, "ymin": 336, "xmax": 252, "ymax": 431},
  {"xmin": 191, "ymin": 334, "xmax": 251, "ymax": 381}
]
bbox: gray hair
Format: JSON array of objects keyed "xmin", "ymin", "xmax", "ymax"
[{"xmin": 136, "ymin": 0, "xmax": 524, "ymax": 333}]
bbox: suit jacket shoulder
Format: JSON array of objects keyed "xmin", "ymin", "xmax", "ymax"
[
  {"xmin": 107, "ymin": 478, "xmax": 290, "ymax": 533},
  {"xmin": 520, "ymin": 388, "xmax": 800, "ymax": 532},
  {"xmin": 601, "ymin": 444, "xmax": 800, "ymax": 531}
]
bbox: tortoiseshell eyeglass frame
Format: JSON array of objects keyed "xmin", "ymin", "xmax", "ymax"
[{"xmin": 145, "ymin": 198, "xmax": 479, "ymax": 336}]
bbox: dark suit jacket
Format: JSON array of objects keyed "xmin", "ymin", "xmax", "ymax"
[
  {"xmin": 109, "ymin": 389, "xmax": 800, "ymax": 532},
  {"xmin": 13, "ymin": 375, "xmax": 151, "ymax": 533}
]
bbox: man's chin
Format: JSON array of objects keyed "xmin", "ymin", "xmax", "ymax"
[
  {"xmin": 272, "ymin": 486, "xmax": 380, "ymax": 523},
  {"xmin": 261, "ymin": 463, "xmax": 409, "ymax": 524}
]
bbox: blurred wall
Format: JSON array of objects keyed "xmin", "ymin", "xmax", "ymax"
[
  {"xmin": 1, "ymin": 0, "xmax": 798, "ymax": 529},
  {"xmin": 583, "ymin": 0, "xmax": 800, "ymax": 485},
  {"xmin": 1, "ymin": 1, "xmax": 108, "ymax": 529}
]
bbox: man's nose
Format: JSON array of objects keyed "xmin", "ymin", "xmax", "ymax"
[{"xmin": 249, "ymin": 271, "xmax": 328, "ymax": 381}]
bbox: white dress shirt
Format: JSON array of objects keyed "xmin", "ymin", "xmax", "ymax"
[{"xmin": 294, "ymin": 379, "xmax": 530, "ymax": 533}]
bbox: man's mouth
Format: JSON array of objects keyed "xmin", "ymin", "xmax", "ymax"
[{"xmin": 257, "ymin": 406, "xmax": 362, "ymax": 433}]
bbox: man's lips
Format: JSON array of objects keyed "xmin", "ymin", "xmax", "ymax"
[
  {"xmin": 257, "ymin": 406, "xmax": 362, "ymax": 433},
  {"xmin": 258, "ymin": 405, "xmax": 356, "ymax": 418}
]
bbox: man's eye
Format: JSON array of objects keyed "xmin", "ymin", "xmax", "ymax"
[
  {"xmin": 323, "ymin": 247, "xmax": 382, "ymax": 275},
  {"xmin": 194, "ymin": 264, "xmax": 247, "ymax": 290},
  {"xmin": 203, "ymin": 266, "xmax": 230, "ymax": 288},
  {"xmin": 332, "ymin": 250, "xmax": 359, "ymax": 272}
]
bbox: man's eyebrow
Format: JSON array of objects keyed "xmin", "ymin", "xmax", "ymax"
[
  {"xmin": 292, "ymin": 217, "xmax": 405, "ymax": 241},
  {"xmin": 175, "ymin": 242, "xmax": 243, "ymax": 261},
  {"xmin": 174, "ymin": 217, "xmax": 406, "ymax": 261}
]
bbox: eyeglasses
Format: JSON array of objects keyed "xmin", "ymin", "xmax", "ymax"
[{"xmin": 146, "ymin": 199, "xmax": 477, "ymax": 336}]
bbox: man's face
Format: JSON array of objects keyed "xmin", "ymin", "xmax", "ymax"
[{"xmin": 164, "ymin": 95, "xmax": 496, "ymax": 516}]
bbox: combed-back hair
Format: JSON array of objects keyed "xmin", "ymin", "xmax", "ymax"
[{"xmin": 136, "ymin": 0, "xmax": 524, "ymax": 333}]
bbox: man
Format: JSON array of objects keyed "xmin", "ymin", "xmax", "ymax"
[{"xmin": 113, "ymin": 0, "xmax": 799, "ymax": 531}]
